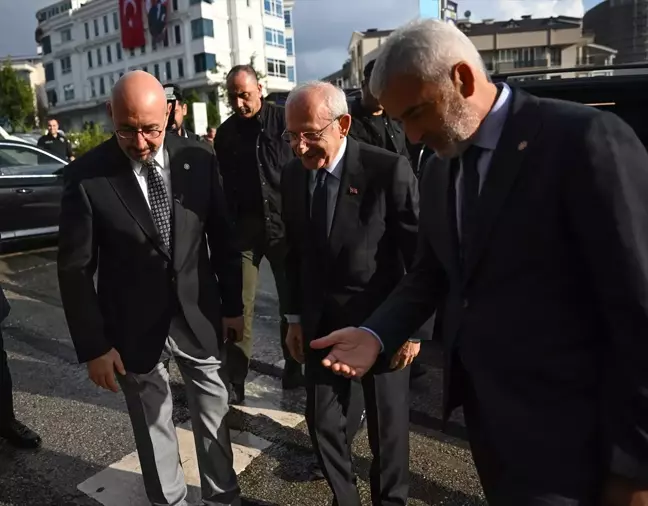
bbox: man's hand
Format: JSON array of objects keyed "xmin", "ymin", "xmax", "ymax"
[
  {"xmin": 390, "ymin": 340, "xmax": 420, "ymax": 370},
  {"xmin": 223, "ymin": 316, "xmax": 244, "ymax": 343},
  {"xmin": 286, "ymin": 323, "xmax": 305, "ymax": 364},
  {"xmin": 310, "ymin": 327, "xmax": 381, "ymax": 378},
  {"xmin": 87, "ymin": 348, "xmax": 126, "ymax": 393},
  {"xmin": 604, "ymin": 476, "xmax": 648, "ymax": 506}
]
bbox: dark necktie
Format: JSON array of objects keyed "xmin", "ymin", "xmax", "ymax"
[
  {"xmin": 311, "ymin": 169, "xmax": 328, "ymax": 250},
  {"xmin": 461, "ymin": 145, "xmax": 482, "ymax": 250},
  {"xmin": 145, "ymin": 160, "xmax": 172, "ymax": 251}
]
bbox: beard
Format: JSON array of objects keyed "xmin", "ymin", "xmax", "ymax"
[{"xmin": 431, "ymin": 84, "xmax": 482, "ymax": 159}]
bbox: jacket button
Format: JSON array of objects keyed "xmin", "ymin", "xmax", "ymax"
[{"xmin": 462, "ymin": 298, "xmax": 469, "ymax": 309}]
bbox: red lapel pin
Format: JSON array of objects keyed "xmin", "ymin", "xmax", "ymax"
[{"xmin": 349, "ymin": 186, "xmax": 358, "ymax": 195}]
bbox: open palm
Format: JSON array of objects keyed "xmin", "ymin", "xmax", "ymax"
[{"xmin": 310, "ymin": 327, "xmax": 381, "ymax": 378}]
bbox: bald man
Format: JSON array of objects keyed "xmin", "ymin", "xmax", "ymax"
[{"xmin": 57, "ymin": 71, "xmax": 243, "ymax": 506}]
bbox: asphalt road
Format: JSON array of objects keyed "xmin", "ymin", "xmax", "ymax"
[{"xmin": 0, "ymin": 245, "xmax": 484, "ymax": 505}]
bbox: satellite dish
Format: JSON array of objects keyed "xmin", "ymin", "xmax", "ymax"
[{"xmin": 464, "ymin": 10, "xmax": 472, "ymax": 18}]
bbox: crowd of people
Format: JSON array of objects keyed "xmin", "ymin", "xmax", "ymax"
[{"xmin": 2, "ymin": 17, "xmax": 648, "ymax": 506}]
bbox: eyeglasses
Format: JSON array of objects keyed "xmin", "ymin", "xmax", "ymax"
[
  {"xmin": 115, "ymin": 129, "xmax": 163, "ymax": 140},
  {"xmin": 281, "ymin": 117, "xmax": 340, "ymax": 144}
]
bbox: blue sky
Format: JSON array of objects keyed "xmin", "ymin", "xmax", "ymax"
[{"xmin": 2, "ymin": 0, "xmax": 603, "ymax": 82}]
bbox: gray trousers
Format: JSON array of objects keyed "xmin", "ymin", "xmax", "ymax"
[{"xmin": 117, "ymin": 322, "xmax": 240, "ymax": 506}]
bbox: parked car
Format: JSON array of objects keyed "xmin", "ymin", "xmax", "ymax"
[{"xmin": 0, "ymin": 140, "xmax": 67, "ymax": 246}]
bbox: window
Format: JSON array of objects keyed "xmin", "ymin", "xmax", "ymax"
[
  {"xmin": 247, "ymin": 0, "xmax": 250, "ymax": 5},
  {"xmin": 287, "ymin": 65, "xmax": 295, "ymax": 82},
  {"xmin": 119, "ymin": 71, "xmax": 124, "ymax": 77},
  {"xmin": 142, "ymin": 65, "xmax": 148, "ymax": 73},
  {"xmin": 174, "ymin": 25, "xmax": 182, "ymax": 44},
  {"xmin": 130, "ymin": 48, "xmax": 135, "ymax": 57},
  {"xmin": 166, "ymin": 61, "xmax": 172, "ymax": 80},
  {"xmin": 64, "ymin": 83, "xmax": 75, "ymax": 101},
  {"xmin": 46, "ymin": 89, "xmax": 57, "ymax": 107},
  {"xmin": 99, "ymin": 77, "xmax": 105, "ymax": 95},
  {"xmin": 42, "ymin": 36, "xmax": 52, "ymax": 55},
  {"xmin": 177, "ymin": 58, "xmax": 184, "ymax": 78},
  {"xmin": 141, "ymin": 45, "xmax": 146, "ymax": 55},
  {"xmin": 93, "ymin": 19, "xmax": 99, "ymax": 37},
  {"xmin": 154, "ymin": 63, "xmax": 160, "ymax": 80},
  {"xmin": 190, "ymin": 0, "xmax": 214, "ymax": 4},
  {"xmin": 286, "ymin": 37, "xmax": 294, "ymax": 56},
  {"xmin": 116, "ymin": 42, "xmax": 122, "ymax": 60},
  {"xmin": 84, "ymin": 22, "xmax": 90, "ymax": 39},
  {"xmin": 109, "ymin": 74, "xmax": 115, "ymax": 86},
  {"xmin": 87, "ymin": 51, "xmax": 93, "ymax": 68},
  {"xmin": 0, "ymin": 145, "xmax": 64, "ymax": 173},
  {"xmin": 248, "ymin": 26, "xmax": 253, "ymax": 39},
  {"xmin": 191, "ymin": 18, "xmax": 214, "ymax": 39},
  {"xmin": 265, "ymin": 28, "xmax": 284, "ymax": 47},
  {"xmin": 194, "ymin": 52, "xmax": 216, "ymax": 73},
  {"xmin": 61, "ymin": 28, "xmax": 72, "ymax": 43},
  {"xmin": 60, "ymin": 56, "xmax": 72, "ymax": 74},
  {"xmin": 90, "ymin": 78, "xmax": 96, "ymax": 98},
  {"xmin": 266, "ymin": 57, "xmax": 286, "ymax": 78},
  {"xmin": 172, "ymin": 0, "xmax": 178, "ymax": 9},
  {"xmin": 103, "ymin": 15, "xmax": 109, "ymax": 33},
  {"xmin": 106, "ymin": 45, "xmax": 112, "ymax": 63},
  {"xmin": 163, "ymin": 30, "xmax": 169, "ymax": 47},
  {"xmin": 113, "ymin": 11, "xmax": 119, "ymax": 30},
  {"xmin": 550, "ymin": 47, "xmax": 562, "ymax": 66},
  {"xmin": 97, "ymin": 48, "xmax": 103, "ymax": 66},
  {"xmin": 284, "ymin": 8, "xmax": 292, "ymax": 27},
  {"xmin": 264, "ymin": 0, "xmax": 283, "ymax": 17},
  {"xmin": 44, "ymin": 62, "xmax": 55, "ymax": 82}
]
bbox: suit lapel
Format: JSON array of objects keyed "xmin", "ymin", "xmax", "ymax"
[
  {"xmin": 462, "ymin": 89, "xmax": 542, "ymax": 283},
  {"xmin": 105, "ymin": 137, "xmax": 170, "ymax": 259},
  {"xmin": 165, "ymin": 135, "xmax": 189, "ymax": 268},
  {"xmin": 329, "ymin": 138, "xmax": 365, "ymax": 262}
]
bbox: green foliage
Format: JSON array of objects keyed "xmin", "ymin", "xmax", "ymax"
[
  {"xmin": 66, "ymin": 123, "xmax": 112, "ymax": 157},
  {"xmin": 206, "ymin": 90, "xmax": 220, "ymax": 127},
  {"xmin": 0, "ymin": 59, "xmax": 35, "ymax": 132}
]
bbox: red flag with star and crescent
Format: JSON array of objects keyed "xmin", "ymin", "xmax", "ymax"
[{"xmin": 119, "ymin": 0, "xmax": 145, "ymax": 49}]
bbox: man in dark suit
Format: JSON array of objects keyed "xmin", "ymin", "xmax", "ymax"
[
  {"xmin": 311, "ymin": 19, "xmax": 648, "ymax": 506},
  {"xmin": 282, "ymin": 81, "xmax": 419, "ymax": 506},
  {"xmin": 0, "ymin": 285, "xmax": 41, "ymax": 448},
  {"xmin": 58, "ymin": 71, "xmax": 242, "ymax": 506}
]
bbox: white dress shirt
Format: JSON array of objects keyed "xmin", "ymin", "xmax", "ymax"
[{"xmin": 131, "ymin": 148, "xmax": 173, "ymax": 209}]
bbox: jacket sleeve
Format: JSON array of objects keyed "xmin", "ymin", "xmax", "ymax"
[
  {"xmin": 565, "ymin": 111, "xmax": 648, "ymax": 486},
  {"xmin": 57, "ymin": 167, "xmax": 111, "ymax": 363},
  {"xmin": 388, "ymin": 155, "xmax": 420, "ymax": 270},
  {"xmin": 205, "ymin": 153, "xmax": 243, "ymax": 318}
]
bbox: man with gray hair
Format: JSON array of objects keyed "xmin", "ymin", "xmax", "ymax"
[
  {"xmin": 311, "ymin": 19, "xmax": 648, "ymax": 505},
  {"xmin": 281, "ymin": 80, "xmax": 419, "ymax": 506}
]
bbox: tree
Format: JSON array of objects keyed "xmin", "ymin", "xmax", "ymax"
[
  {"xmin": 0, "ymin": 59, "xmax": 35, "ymax": 132},
  {"xmin": 66, "ymin": 123, "xmax": 111, "ymax": 157}
]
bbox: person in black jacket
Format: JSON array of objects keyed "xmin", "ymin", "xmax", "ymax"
[
  {"xmin": 348, "ymin": 60, "xmax": 412, "ymax": 165},
  {"xmin": 215, "ymin": 65, "xmax": 303, "ymax": 403},
  {"xmin": 165, "ymin": 84, "xmax": 201, "ymax": 141},
  {"xmin": 0, "ymin": 285, "xmax": 41, "ymax": 448}
]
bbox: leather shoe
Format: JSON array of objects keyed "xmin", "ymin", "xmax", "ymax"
[
  {"xmin": 229, "ymin": 383, "xmax": 245, "ymax": 405},
  {"xmin": 0, "ymin": 419, "xmax": 41, "ymax": 449}
]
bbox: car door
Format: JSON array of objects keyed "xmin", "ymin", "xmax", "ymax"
[{"xmin": 0, "ymin": 143, "xmax": 66, "ymax": 241}]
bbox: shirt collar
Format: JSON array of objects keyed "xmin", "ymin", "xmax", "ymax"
[
  {"xmin": 321, "ymin": 136, "xmax": 347, "ymax": 180},
  {"xmin": 470, "ymin": 83, "xmax": 512, "ymax": 151},
  {"xmin": 132, "ymin": 148, "xmax": 166, "ymax": 175}
]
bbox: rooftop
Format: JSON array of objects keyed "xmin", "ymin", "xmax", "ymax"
[{"xmin": 457, "ymin": 15, "xmax": 582, "ymax": 36}]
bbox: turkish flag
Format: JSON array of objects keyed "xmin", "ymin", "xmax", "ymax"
[{"xmin": 119, "ymin": 0, "xmax": 145, "ymax": 49}]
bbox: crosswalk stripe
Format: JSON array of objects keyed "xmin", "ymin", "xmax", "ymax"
[{"xmin": 76, "ymin": 372, "xmax": 303, "ymax": 505}]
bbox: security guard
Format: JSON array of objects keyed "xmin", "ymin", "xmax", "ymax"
[
  {"xmin": 37, "ymin": 118, "xmax": 74, "ymax": 161},
  {"xmin": 165, "ymin": 84, "xmax": 201, "ymax": 141}
]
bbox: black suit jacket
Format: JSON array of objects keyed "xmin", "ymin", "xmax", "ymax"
[
  {"xmin": 57, "ymin": 135, "xmax": 242, "ymax": 374},
  {"xmin": 364, "ymin": 88, "xmax": 648, "ymax": 485},
  {"xmin": 282, "ymin": 138, "xmax": 419, "ymax": 355},
  {"xmin": 0, "ymin": 285, "xmax": 9, "ymax": 324}
]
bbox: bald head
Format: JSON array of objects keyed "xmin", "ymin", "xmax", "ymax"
[{"xmin": 108, "ymin": 70, "xmax": 170, "ymax": 163}]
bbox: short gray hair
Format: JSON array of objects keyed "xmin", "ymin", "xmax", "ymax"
[
  {"xmin": 285, "ymin": 81, "xmax": 348, "ymax": 119},
  {"xmin": 370, "ymin": 19, "xmax": 487, "ymax": 98}
]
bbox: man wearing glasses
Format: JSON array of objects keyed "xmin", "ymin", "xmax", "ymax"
[
  {"xmin": 281, "ymin": 81, "xmax": 419, "ymax": 506},
  {"xmin": 57, "ymin": 71, "xmax": 243, "ymax": 506}
]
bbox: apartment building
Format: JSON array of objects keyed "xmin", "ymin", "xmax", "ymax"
[
  {"xmin": 5, "ymin": 56, "xmax": 47, "ymax": 124},
  {"xmin": 36, "ymin": 0, "xmax": 297, "ymax": 130},
  {"xmin": 336, "ymin": 15, "xmax": 616, "ymax": 87}
]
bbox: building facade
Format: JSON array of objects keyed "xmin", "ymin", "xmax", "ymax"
[
  {"xmin": 6, "ymin": 56, "xmax": 47, "ymax": 125},
  {"xmin": 338, "ymin": 15, "xmax": 616, "ymax": 87},
  {"xmin": 584, "ymin": 0, "xmax": 648, "ymax": 66},
  {"xmin": 36, "ymin": 0, "xmax": 297, "ymax": 131}
]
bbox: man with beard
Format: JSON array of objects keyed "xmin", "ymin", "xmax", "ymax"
[
  {"xmin": 214, "ymin": 65, "xmax": 302, "ymax": 404},
  {"xmin": 311, "ymin": 19, "xmax": 648, "ymax": 506},
  {"xmin": 58, "ymin": 71, "xmax": 242, "ymax": 506}
]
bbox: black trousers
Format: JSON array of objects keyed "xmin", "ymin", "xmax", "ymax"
[
  {"xmin": 0, "ymin": 327, "xmax": 15, "ymax": 424},
  {"xmin": 305, "ymin": 348, "xmax": 410, "ymax": 506}
]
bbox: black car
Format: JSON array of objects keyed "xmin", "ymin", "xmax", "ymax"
[{"xmin": 0, "ymin": 140, "xmax": 67, "ymax": 246}]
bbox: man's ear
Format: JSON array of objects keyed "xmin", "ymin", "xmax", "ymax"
[{"xmin": 338, "ymin": 114, "xmax": 352, "ymax": 136}]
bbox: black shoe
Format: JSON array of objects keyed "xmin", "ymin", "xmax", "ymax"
[
  {"xmin": 229, "ymin": 383, "xmax": 245, "ymax": 405},
  {"xmin": 281, "ymin": 361, "xmax": 304, "ymax": 390},
  {"xmin": 0, "ymin": 419, "xmax": 41, "ymax": 449}
]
